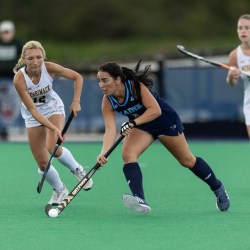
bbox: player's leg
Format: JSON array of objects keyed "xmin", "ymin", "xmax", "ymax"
[
  {"xmin": 243, "ymin": 106, "xmax": 250, "ymax": 138},
  {"xmin": 122, "ymin": 128, "xmax": 154, "ymax": 214},
  {"xmin": 46, "ymin": 114, "xmax": 93, "ymax": 190},
  {"xmin": 158, "ymin": 132, "xmax": 230, "ymax": 211},
  {"xmin": 28, "ymin": 126, "xmax": 68, "ymax": 204},
  {"xmin": 245, "ymin": 125, "xmax": 250, "ymax": 138}
]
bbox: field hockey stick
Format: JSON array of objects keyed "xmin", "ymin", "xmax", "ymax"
[
  {"xmin": 45, "ymin": 134, "xmax": 125, "ymax": 217},
  {"xmin": 37, "ymin": 111, "xmax": 75, "ymax": 193},
  {"xmin": 177, "ymin": 45, "xmax": 250, "ymax": 77}
]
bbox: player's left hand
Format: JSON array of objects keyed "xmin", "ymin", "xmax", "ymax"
[
  {"xmin": 120, "ymin": 121, "xmax": 134, "ymax": 136},
  {"xmin": 70, "ymin": 101, "xmax": 81, "ymax": 116}
]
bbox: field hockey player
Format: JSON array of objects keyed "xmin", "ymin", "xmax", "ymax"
[
  {"xmin": 227, "ymin": 14, "xmax": 250, "ymax": 138},
  {"xmin": 96, "ymin": 60, "xmax": 230, "ymax": 215},
  {"xmin": 13, "ymin": 40, "xmax": 93, "ymax": 207}
]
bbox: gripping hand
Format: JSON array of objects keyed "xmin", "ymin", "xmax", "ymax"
[{"xmin": 120, "ymin": 120, "xmax": 136, "ymax": 135}]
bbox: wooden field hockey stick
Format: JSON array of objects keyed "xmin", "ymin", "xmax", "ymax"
[
  {"xmin": 37, "ymin": 111, "xmax": 75, "ymax": 193},
  {"xmin": 177, "ymin": 45, "xmax": 250, "ymax": 77},
  {"xmin": 45, "ymin": 135, "xmax": 125, "ymax": 217}
]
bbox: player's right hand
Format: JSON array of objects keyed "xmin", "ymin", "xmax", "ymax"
[
  {"xmin": 97, "ymin": 154, "xmax": 108, "ymax": 166},
  {"xmin": 55, "ymin": 128, "xmax": 64, "ymax": 142},
  {"xmin": 228, "ymin": 67, "xmax": 241, "ymax": 80}
]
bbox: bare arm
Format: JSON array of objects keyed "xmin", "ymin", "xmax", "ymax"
[
  {"xmin": 46, "ymin": 62, "xmax": 83, "ymax": 115},
  {"xmin": 132, "ymin": 83, "xmax": 161, "ymax": 125},
  {"xmin": 227, "ymin": 49, "xmax": 241, "ymax": 86},
  {"xmin": 13, "ymin": 71, "xmax": 64, "ymax": 141},
  {"xmin": 97, "ymin": 96, "xmax": 117, "ymax": 165},
  {"xmin": 101, "ymin": 96, "xmax": 117, "ymax": 153}
]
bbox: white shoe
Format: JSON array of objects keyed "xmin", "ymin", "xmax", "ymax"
[
  {"xmin": 123, "ymin": 194, "xmax": 151, "ymax": 215},
  {"xmin": 73, "ymin": 165, "xmax": 93, "ymax": 191},
  {"xmin": 48, "ymin": 185, "xmax": 69, "ymax": 205}
]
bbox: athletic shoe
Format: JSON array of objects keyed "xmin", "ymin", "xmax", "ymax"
[
  {"xmin": 48, "ymin": 185, "xmax": 69, "ymax": 205},
  {"xmin": 123, "ymin": 194, "xmax": 151, "ymax": 215},
  {"xmin": 214, "ymin": 184, "xmax": 230, "ymax": 211},
  {"xmin": 72, "ymin": 165, "xmax": 93, "ymax": 191}
]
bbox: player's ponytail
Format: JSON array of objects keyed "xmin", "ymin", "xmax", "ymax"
[
  {"xmin": 98, "ymin": 60, "xmax": 154, "ymax": 103},
  {"xmin": 13, "ymin": 58, "xmax": 25, "ymax": 74}
]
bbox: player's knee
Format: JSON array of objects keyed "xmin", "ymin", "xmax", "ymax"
[
  {"xmin": 47, "ymin": 145, "xmax": 62, "ymax": 156},
  {"xmin": 47, "ymin": 147, "xmax": 55, "ymax": 155},
  {"xmin": 178, "ymin": 155, "xmax": 196, "ymax": 168},
  {"xmin": 37, "ymin": 161, "xmax": 48, "ymax": 171},
  {"xmin": 122, "ymin": 150, "xmax": 137, "ymax": 163}
]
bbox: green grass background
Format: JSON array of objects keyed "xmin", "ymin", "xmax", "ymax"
[
  {"xmin": 0, "ymin": 140, "xmax": 249, "ymax": 250},
  {"xmin": 44, "ymin": 37, "xmax": 235, "ymax": 63}
]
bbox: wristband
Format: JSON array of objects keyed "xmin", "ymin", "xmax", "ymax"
[{"xmin": 129, "ymin": 120, "xmax": 136, "ymax": 127}]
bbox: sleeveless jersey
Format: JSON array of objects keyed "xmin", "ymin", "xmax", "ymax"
[
  {"xmin": 20, "ymin": 63, "xmax": 65, "ymax": 127},
  {"xmin": 107, "ymin": 80, "xmax": 184, "ymax": 138},
  {"xmin": 236, "ymin": 46, "xmax": 250, "ymax": 124},
  {"xmin": 107, "ymin": 80, "xmax": 146, "ymax": 120}
]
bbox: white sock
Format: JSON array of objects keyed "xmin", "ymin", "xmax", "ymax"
[
  {"xmin": 56, "ymin": 147, "xmax": 79, "ymax": 172},
  {"xmin": 38, "ymin": 165, "xmax": 64, "ymax": 191}
]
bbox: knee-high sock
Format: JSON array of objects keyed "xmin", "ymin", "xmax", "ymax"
[
  {"xmin": 190, "ymin": 157, "xmax": 221, "ymax": 191},
  {"xmin": 123, "ymin": 162, "xmax": 145, "ymax": 199},
  {"xmin": 56, "ymin": 147, "xmax": 79, "ymax": 172},
  {"xmin": 38, "ymin": 165, "xmax": 64, "ymax": 191}
]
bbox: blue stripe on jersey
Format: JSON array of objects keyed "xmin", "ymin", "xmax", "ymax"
[{"xmin": 108, "ymin": 80, "xmax": 131, "ymax": 107}]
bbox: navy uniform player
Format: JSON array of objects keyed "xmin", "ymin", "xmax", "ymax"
[
  {"xmin": 96, "ymin": 60, "xmax": 230, "ymax": 215},
  {"xmin": 13, "ymin": 40, "xmax": 93, "ymax": 205}
]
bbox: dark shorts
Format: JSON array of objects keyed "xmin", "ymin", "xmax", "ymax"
[{"xmin": 135, "ymin": 107, "xmax": 184, "ymax": 140}]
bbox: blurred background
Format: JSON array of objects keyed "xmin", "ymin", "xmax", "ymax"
[{"xmin": 1, "ymin": 0, "xmax": 250, "ymax": 141}]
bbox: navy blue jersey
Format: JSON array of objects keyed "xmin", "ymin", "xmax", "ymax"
[
  {"xmin": 107, "ymin": 79, "xmax": 146, "ymax": 120},
  {"xmin": 107, "ymin": 80, "xmax": 184, "ymax": 138}
]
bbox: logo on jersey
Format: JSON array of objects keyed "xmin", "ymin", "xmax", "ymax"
[
  {"xmin": 120, "ymin": 103, "xmax": 143, "ymax": 116},
  {"xmin": 29, "ymin": 85, "xmax": 50, "ymax": 98},
  {"xmin": 170, "ymin": 124, "xmax": 177, "ymax": 130},
  {"xmin": 242, "ymin": 65, "xmax": 250, "ymax": 72}
]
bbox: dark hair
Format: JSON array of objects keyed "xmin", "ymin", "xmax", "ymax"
[{"xmin": 98, "ymin": 60, "xmax": 153, "ymax": 102}]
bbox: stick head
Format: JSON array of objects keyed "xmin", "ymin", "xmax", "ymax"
[
  {"xmin": 45, "ymin": 204, "xmax": 52, "ymax": 216},
  {"xmin": 37, "ymin": 182, "xmax": 42, "ymax": 193},
  {"xmin": 177, "ymin": 45, "xmax": 185, "ymax": 51}
]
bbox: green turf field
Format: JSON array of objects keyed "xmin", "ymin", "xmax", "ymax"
[{"xmin": 0, "ymin": 140, "xmax": 249, "ymax": 250}]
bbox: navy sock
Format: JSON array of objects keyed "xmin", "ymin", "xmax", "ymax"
[
  {"xmin": 190, "ymin": 157, "xmax": 221, "ymax": 191},
  {"xmin": 123, "ymin": 162, "xmax": 145, "ymax": 199}
]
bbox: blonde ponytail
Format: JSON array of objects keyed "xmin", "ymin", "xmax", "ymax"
[{"xmin": 13, "ymin": 58, "xmax": 25, "ymax": 74}]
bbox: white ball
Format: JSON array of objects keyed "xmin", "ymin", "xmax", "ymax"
[{"xmin": 48, "ymin": 208, "xmax": 58, "ymax": 218}]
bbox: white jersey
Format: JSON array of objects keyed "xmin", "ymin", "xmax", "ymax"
[
  {"xmin": 20, "ymin": 63, "xmax": 65, "ymax": 128},
  {"xmin": 237, "ymin": 46, "xmax": 250, "ymax": 125}
]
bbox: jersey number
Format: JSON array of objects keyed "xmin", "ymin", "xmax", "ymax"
[{"xmin": 33, "ymin": 96, "xmax": 46, "ymax": 103}]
